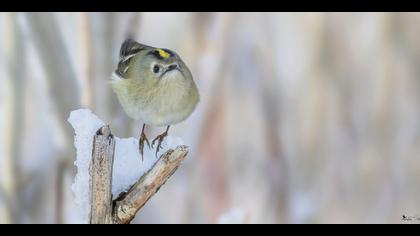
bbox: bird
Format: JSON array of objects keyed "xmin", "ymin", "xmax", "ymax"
[{"xmin": 110, "ymin": 39, "xmax": 199, "ymax": 159}]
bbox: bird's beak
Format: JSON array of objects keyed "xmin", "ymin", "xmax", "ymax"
[{"xmin": 162, "ymin": 64, "xmax": 182, "ymax": 76}]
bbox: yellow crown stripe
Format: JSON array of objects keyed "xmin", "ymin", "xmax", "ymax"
[{"xmin": 157, "ymin": 49, "xmax": 170, "ymax": 59}]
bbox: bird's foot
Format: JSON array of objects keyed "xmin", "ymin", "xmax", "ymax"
[
  {"xmin": 151, "ymin": 130, "xmax": 169, "ymax": 158},
  {"xmin": 139, "ymin": 131, "xmax": 150, "ymax": 161}
]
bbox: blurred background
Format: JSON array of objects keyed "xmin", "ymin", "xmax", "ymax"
[{"xmin": 1, "ymin": 12, "xmax": 420, "ymax": 224}]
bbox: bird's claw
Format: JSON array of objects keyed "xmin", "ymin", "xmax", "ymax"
[
  {"xmin": 139, "ymin": 132, "xmax": 150, "ymax": 161},
  {"xmin": 151, "ymin": 131, "xmax": 168, "ymax": 158}
]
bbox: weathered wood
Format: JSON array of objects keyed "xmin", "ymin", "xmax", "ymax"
[
  {"xmin": 112, "ymin": 146, "xmax": 189, "ymax": 224},
  {"xmin": 88, "ymin": 125, "xmax": 189, "ymax": 224},
  {"xmin": 89, "ymin": 126, "xmax": 115, "ymax": 224}
]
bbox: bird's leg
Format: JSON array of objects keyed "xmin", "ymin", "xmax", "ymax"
[
  {"xmin": 151, "ymin": 125, "xmax": 170, "ymax": 158},
  {"xmin": 139, "ymin": 123, "xmax": 150, "ymax": 161}
]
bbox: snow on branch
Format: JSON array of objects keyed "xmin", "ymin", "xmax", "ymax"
[{"xmin": 68, "ymin": 109, "xmax": 188, "ymax": 224}]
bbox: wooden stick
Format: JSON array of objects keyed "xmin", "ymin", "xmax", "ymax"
[
  {"xmin": 89, "ymin": 126, "xmax": 115, "ymax": 224},
  {"xmin": 88, "ymin": 125, "xmax": 189, "ymax": 224},
  {"xmin": 112, "ymin": 146, "xmax": 189, "ymax": 224}
]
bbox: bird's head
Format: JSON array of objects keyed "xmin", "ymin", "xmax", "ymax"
[{"xmin": 114, "ymin": 39, "xmax": 193, "ymax": 88}]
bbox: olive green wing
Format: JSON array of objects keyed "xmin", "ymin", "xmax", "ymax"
[{"xmin": 115, "ymin": 39, "xmax": 149, "ymax": 78}]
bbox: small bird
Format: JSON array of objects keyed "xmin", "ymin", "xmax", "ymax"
[{"xmin": 110, "ymin": 39, "xmax": 199, "ymax": 159}]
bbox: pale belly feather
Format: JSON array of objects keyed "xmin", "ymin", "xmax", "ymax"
[{"xmin": 112, "ymin": 74, "xmax": 199, "ymax": 127}]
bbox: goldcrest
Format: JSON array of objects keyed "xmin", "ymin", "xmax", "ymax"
[{"xmin": 110, "ymin": 39, "xmax": 199, "ymax": 158}]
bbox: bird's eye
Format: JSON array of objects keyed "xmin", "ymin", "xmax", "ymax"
[{"xmin": 153, "ymin": 65, "xmax": 160, "ymax": 74}]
